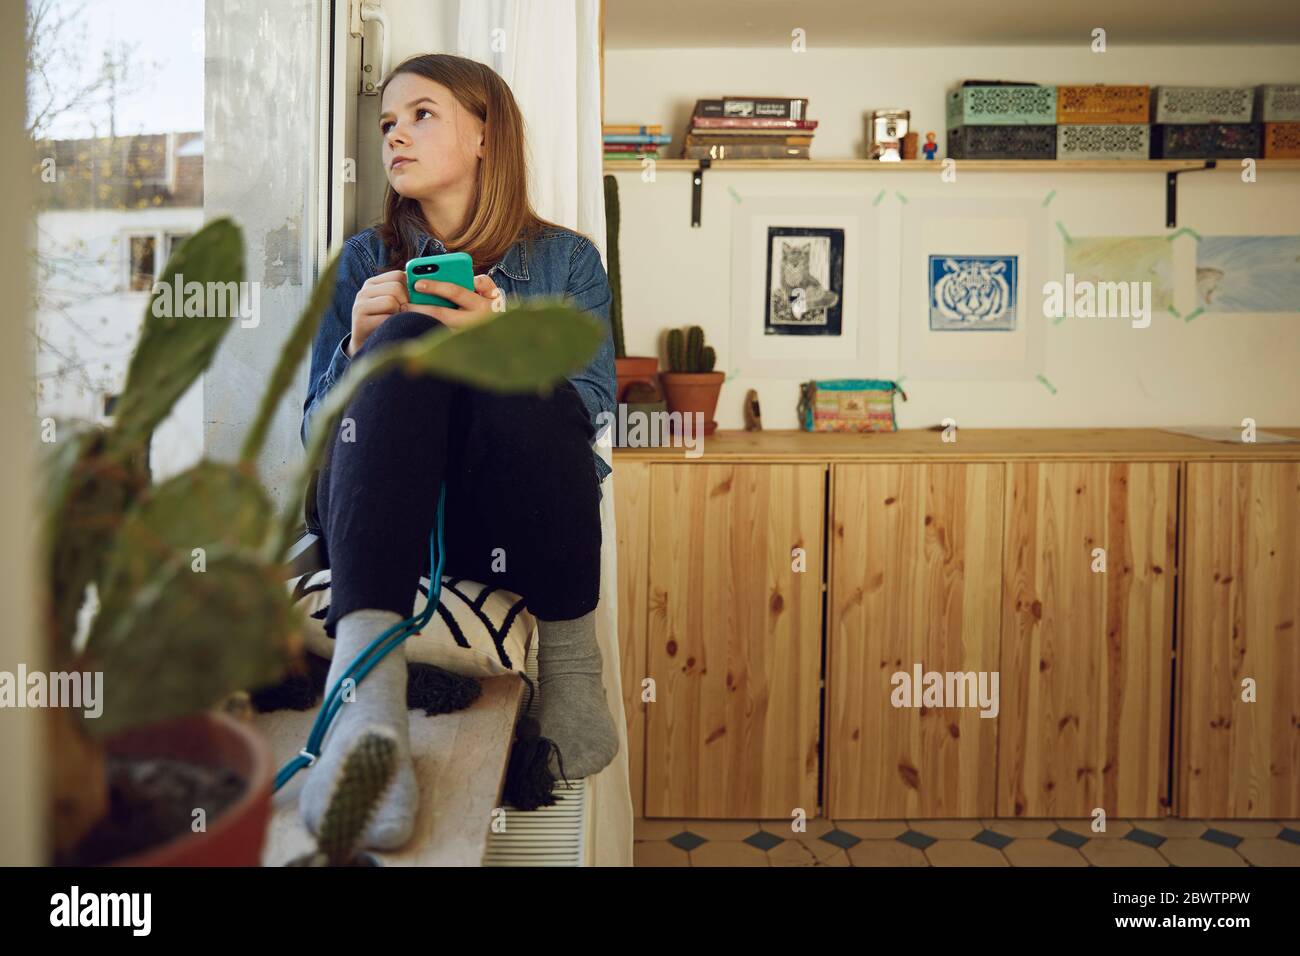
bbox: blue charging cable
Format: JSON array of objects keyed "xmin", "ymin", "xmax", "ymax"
[{"xmin": 272, "ymin": 483, "xmax": 447, "ymax": 793}]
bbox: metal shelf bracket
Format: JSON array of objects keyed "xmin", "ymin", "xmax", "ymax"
[
  {"xmin": 1166, "ymin": 160, "xmax": 1217, "ymax": 228},
  {"xmin": 691, "ymin": 158, "xmax": 711, "ymax": 228}
]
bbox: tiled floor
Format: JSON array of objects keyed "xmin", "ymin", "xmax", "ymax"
[{"xmin": 633, "ymin": 817, "xmax": 1300, "ymax": 867}]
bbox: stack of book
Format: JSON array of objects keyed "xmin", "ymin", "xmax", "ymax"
[
  {"xmin": 682, "ymin": 95, "xmax": 817, "ymax": 160},
  {"xmin": 603, "ymin": 124, "xmax": 670, "ymax": 161}
]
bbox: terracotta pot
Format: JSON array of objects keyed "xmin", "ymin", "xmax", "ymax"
[
  {"xmin": 659, "ymin": 371, "xmax": 725, "ymax": 435},
  {"xmin": 104, "ymin": 711, "xmax": 274, "ymax": 867},
  {"xmin": 615, "ymin": 356, "xmax": 659, "ymax": 402}
]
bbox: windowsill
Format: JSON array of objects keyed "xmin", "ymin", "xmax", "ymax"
[{"xmin": 255, "ymin": 670, "xmax": 526, "ymax": 866}]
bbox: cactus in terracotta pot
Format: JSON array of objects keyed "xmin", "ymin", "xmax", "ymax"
[
  {"xmin": 666, "ymin": 325, "xmax": 716, "ymax": 373},
  {"xmin": 659, "ymin": 324, "xmax": 725, "ymax": 436},
  {"xmin": 41, "ymin": 217, "xmax": 604, "ymax": 864}
]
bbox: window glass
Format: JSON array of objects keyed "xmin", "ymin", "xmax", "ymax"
[{"xmin": 28, "ymin": 0, "xmax": 205, "ymax": 454}]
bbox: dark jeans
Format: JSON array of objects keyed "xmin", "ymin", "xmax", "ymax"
[{"xmin": 312, "ymin": 311, "xmax": 602, "ymax": 638}]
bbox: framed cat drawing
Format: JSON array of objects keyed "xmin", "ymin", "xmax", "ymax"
[
  {"xmin": 730, "ymin": 194, "xmax": 890, "ymax": 379},
  {"xmin": 764, "ymin": 227, "xmax": 844, "ymax": 336}
]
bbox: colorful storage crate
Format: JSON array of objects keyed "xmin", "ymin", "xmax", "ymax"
[
  {"xmin": 1057, "ymin": 124, "xmax": 1150, "ymax": 160},
  {"xmin": 1057, "ymin": 85, "xmax": 1149, "ymax": 124},
  {"xmin": 1151, "ymin": 123, "xmax": 1262, "ymax": 159},
  {"xmin": 947, "ymin": 125, "xmax": 1057, "ymax": 160},
  {"xmin": 1263, "ymin": 123, "xmax": 1300, "ymax": 158},
  {"xmin": 946, "ymin": 85, "xmax": 1057, "ymax": 126},
  {"xmin": 1153, "ymin": 86, "xmax": 1254, "ymax": 124},
  {"xmin": 1257, "ymin": 85, "xmax": 1300, "ymax": 122}
]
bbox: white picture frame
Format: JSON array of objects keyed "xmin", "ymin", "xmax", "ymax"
[
  {"xmin": 899, "ymin": 196, "xmax": 1049, "ymax": 380},
  {"xmin": 730, "ymin": 194, "xmax": 889, "ymax": 379}
]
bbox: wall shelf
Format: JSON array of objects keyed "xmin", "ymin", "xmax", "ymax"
[
  {"xmin": 603, "ymin": 158, "xmax": 1300, "ymax": 227},
  {"xmin": 604, "ymin": 158, "xmax": 1300, "ymax": 173}
]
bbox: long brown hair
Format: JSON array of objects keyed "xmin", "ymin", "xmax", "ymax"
[{"xmin": 374, "ymin": 53, "xmax": 565, "ymax": 272}]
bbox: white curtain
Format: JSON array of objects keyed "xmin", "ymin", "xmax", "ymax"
[
  {"xmin": 457, "ymin": 0, "xmax": 632, "ymax": 868},
  {"xmin": 456, "ymin": 0, "xmax": 607, "ymax": 261}
]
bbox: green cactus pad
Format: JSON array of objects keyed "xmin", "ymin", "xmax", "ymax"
[
  {"xmin": 85, "ymin": 549, "xmax": 299, "ymax": 737},
  {"xmin": 93, "ymin": 461, "xmax": 274, "ymax": 638},
  {"xmin": 41, "ymin": 428, "xmax": 150, "ymax": 665},
  {"xmin": 393, "ymin": 300, "xmax": 603, "ymax": 392},
  {"xmin": 318, "ymin": 728, "xmax": 399, "ymax": 866},
  {"xmin": 109, "ymin": 219, "xmax": 244, "ymax": 452},
  {"xmin": 666, "ymin": 328, "xmax": 684, "ymax": 373},
  {"xmin": 603, "ymin": 175, "xmax": 625, "ymax": 359},
  {"xmin": 686, "ymin": 326, "xmax": 703, "ymax": 371}
]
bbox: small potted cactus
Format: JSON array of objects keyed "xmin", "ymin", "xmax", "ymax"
[
  {"xmin": 659, "ymin": 324, "xmax": 724, "ymax": 435},
  {"xmin": 604, "ymin": 174, "xmax": 658, "ymax": 401},
  {"xmin": 285, "ymin": 728, "xmax": 398, "ymax": 867}
]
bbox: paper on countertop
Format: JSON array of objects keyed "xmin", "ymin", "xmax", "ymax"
[{"xmin": 1161, "ymin": 426, "xmax": 1300, "ymax": 444}]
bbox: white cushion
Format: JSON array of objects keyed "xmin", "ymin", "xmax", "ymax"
[{"xmin": 285, "ymin": 569, "xmax": 535, "ymax": 678}]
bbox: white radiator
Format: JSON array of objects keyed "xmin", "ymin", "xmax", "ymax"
[{"xmin": 482, "ymin": 628, "xmax": 590, "ymax": 866}]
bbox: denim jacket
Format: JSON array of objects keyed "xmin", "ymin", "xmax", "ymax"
[{"xmin": 301, "ymin": 222, "xmax": 617, "ymax": 496}]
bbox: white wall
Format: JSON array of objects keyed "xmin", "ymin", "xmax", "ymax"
[{"xmin": 605, "ymin": 44, "xmax": 1300, "ymax": 429}]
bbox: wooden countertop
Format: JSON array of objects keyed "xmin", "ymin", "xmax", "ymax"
[{"xmin": 610, "ymin": 428, "xmax": 1300, "ymax": 463}]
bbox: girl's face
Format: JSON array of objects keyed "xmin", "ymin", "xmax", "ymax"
[{"xmin": 379, "ymin": 73, "xmax": 483, "ymax": 198}]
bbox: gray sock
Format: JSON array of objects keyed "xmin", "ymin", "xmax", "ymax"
[
  {"xmin": 299, "ymin": 609, "xmax": 419, "ymax": 849},
  {"xmin": 536, "ymin": 610, "xmax": 619, "ymax": 781}
]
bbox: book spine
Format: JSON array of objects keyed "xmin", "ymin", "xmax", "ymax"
[
  {"xmin": 690, "ymin": 117, "xmax": 818, "ymax": 130},
  {"xmin": 682, "ymin": 143, "xmax": 810, "ymax": 160},
  {"xmin": 695, "ymin": 97, "xmax": 809, "ymax": 119},
  {"xmin": 684, "ymin": 133, "xmax": 813, "ymax": 147},
  {"xmin": 601, "ymin": 125, "xmax": 663, "ymax": 135},
  {"xmin": 603, "ymin": 133, "xmax": 672, "ymax": 144}
]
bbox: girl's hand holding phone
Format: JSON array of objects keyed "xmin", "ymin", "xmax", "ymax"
[
  {"xmin": 409, "ymin": 274, "xmax": 502, "ymax": 329},
  {"xmin": 348, "ymin": 271, "xmax": 502, "ymax": 357}
]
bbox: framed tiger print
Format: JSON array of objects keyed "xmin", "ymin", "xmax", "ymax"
[
  {"xmin": 928, "ymin": 254, "xmax": 1019, "ymax": 331},
  {"xmin": 899, "ymin": 196, "xmax": 1048, "ymax": 381}
]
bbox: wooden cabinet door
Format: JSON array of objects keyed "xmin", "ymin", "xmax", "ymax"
[
  {"xmin": 999, "ymin": 462, "xmax": 1177, "ymax": 818},
  {"xmin": 644, "ymin": 463, "xmax": 824, "ymax": 818},
  {"xmin": 826, "ymin": 463, "xmax": 1005, "ymax": 819},
  {"xmin": 1179, "ymin": 462, "xmax": 1300, "ymax": 819},
  {"xmin": 612, "ymin": 461, "xmax": 651, "ymax": 818}
]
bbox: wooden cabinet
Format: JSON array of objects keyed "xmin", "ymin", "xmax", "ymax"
[
  {"xmin": 999, "ymin": 462, "xmax": 1177, "ymax": 818},
  {"xmin": 1178, "ymin": 462, "xmax": 1300, "ymax": 819},
  {"xmin": 643, "ymin": 463, "xmax": 824, "ymax": 818},
  {"xmin": 826, "ymin": 463, "xmax": 1004, "ymax": 818},
  {"xmin": 613, "ymin": 430, "xmax": 1299, "ymax": 820}
]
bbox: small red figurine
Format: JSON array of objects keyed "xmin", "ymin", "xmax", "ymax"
[{"xmin": 922, "ymin": 131, "xmax": 938, "ymax": 160}]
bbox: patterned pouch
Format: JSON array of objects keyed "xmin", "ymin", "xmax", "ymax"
[{"xmin": 797, "ymin": 379, "xmax": 907, "ymax": 432}]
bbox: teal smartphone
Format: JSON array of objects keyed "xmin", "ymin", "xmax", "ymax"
[{"xmin": 406, "ymin": 252, "xmax": 474, "ymax": 308}]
